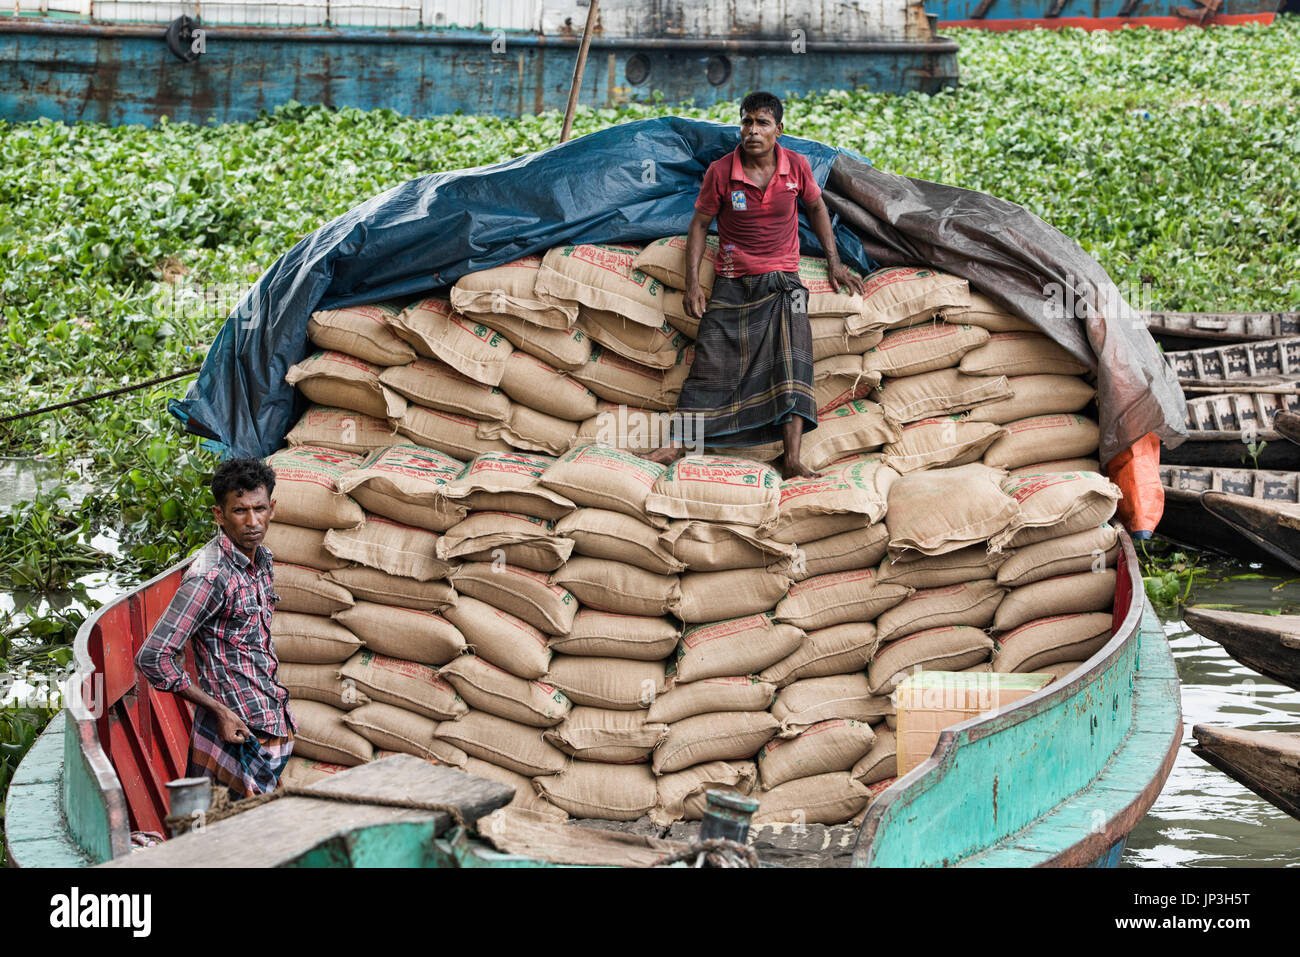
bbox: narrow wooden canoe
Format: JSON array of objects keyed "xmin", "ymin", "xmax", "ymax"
[
  {"xmin": 1190, "ymin": 725, "xmax": 1300, "ymax": 823},
  {"xmin": 1146, "ymin": 312, "xmax": 1300, "ymax": 353},
  {"xmin": 1199, "ymin": 492, "xmax": 1300, "ymax": 573},
  {"xmin": 1276, "ymin": 410, "xmax": 1300, "ymax": 447},
  {"xmin": 1182, "ymin": 608, "xmax": 1300, "ymax": 692},
  {"xmin": 1161, "ymin": 336, "xmax": 1300, "ymax": 383},
  {"xmin": 1160, "ymin": 390, "xmax": 1300, "ymax": 471},
  {"xmin": 1157, "ymin": 465, "xmax": 1300, "ymax": 566}
]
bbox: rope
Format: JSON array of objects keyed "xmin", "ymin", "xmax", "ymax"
[
  {"xmin": 0, "ymin": 366, "xmax": 202, "ymax": 426},
  {"xmin": 652, "ymin": 837, "xmax": 761, "ymax": 869}
]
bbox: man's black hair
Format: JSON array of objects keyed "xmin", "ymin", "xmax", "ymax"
[
  {"xmin": 212, "ymin": 457, "xmax": 277, "ymax": 509},
  {"xmin": 740, "ymin": 92, "xmax": 783, "ymax": 126}
]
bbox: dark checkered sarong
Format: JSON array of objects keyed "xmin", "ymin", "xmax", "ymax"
[
  {"xmin": 186, "ymin": 707, "xmax": 294, "ymax": 798},
  {"xmin": 670, "ymin": 269, "xmax": 817, "ymax": 447}
]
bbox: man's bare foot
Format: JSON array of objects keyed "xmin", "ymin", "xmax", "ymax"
[
  {"xmin": 638, "ymin": 445, "xmax": 686, "ymax": 467},
  {"xmin": 781, "ymin": 456, "xmax": 821, "ymax": 480}
]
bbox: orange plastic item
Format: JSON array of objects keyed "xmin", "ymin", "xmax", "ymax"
[{"xmin": 1106, "ymin": 432, "xmax": 1164, "ymax": 535}]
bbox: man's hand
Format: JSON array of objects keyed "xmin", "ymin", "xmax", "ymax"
[
  {"xmin": 685, "ymin": 283, "xmax": 709, "ymax": 321},
  {"xmin": 830, "ymin": 262, "xmax": 866, "ymax": 297},
  {"xmin": 216, "ymin": 707, "xmax": 253, "ymax": 745}
]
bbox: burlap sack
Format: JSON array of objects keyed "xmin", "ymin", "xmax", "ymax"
[
  {"xmin": 570, "ymin": 346, "xmax": 685, "ymax": 411},
  {"xmin": 541, "ymin": 444, "xmax": 666, "ymax": 518},
  {"xmin": 389, "ymin": 297, "xmax": 515, "ymax": 386},
  {"xmin": 265, "ymin": 445, "xmax": 365, "ymax": 530},
  {"xmin": 279, "ymin": 661, "xmax": 370, "ymax": 710},
  {"xmin": 450, "ymin": 562, "xmax": 578, "ymax": 636},
  {"xmin": 874, "ymin": 580, "xmax": 1006, "ymax": 644},
  {"xmin": 758, "ymin": 718, "xmax": 877, "ymax": 789},
  {"xmin": 545, "ymin": 655, "xmax": 669, "ymax": 711},
  {"xmin": 378, "ymin": 357, "xmax": 512, "ymax": 422},
  {"xmin": 324, "ymin": 566, "xmax": 455, "ymax": 612},
  {"xmin": 577, "ymin": 311, "xmax": 685, "ymax": 370},
  {"xmin": 876, "ymin": 545, "xmax": 1005, "ymax": 589},
  {"xmin": 774, "ymin": 569, "xmax": 912, "ymax": 631},
  {"xmin": 542, "ymin": 707, "xmax": 669, "ymax": 764},
  {"xmin": 873, "ymin": 369, "xmax": 1013, "ymax": 424},
  {"xmin": 634, "ymin": 234, "xmax": 719, "ymax": 291},
  {"xmin": 961, "ymin": 291, "xmax": 1039, "ymax": 332},
  {"xmin": 652, "ymin": 711, "xmax": 780, "ymax": 775},
  {"xmin": 862, "ymin": 324, "xmax": 988, "ymax": 378},
  {"xmin": 647, "ymin": 676, "xmax": 777, "ymax": 724},
  {"xmin": 451, "ymin": 254, "xmax": 579, "ymax": 330},
  {"xmin": 442, "ymin": 595, "xmax": 554, "ymax": 679},
  {"xmin": 794, "ymin": 524, "xmax": 891, "ymax": 580},
  {"xmin": 883, "ymin": 416, "xmax": 1007, "ymax": 474},
  {"xmin": 286, "ymin": 405, "xmax": 399, "ymax": 455},
  {"xmin": 673, "ymin": 567, "xmax": 794, "ymax": 624},
  {"xmin": 433, "ymin": 710, "xmax": 568, "ymax": 777},
  {"xmin": 661, "ymin": 290, "xmax": 700, "ymax": 337},
  {"xmin": 760, "ymin": 622, "xmax": 880, "ymax": 688},
  {"xmin": 850, "ymin": 727, "xmax": 897, "ymax": 786},
  {"xmin": 436, "ymin": 511, "xmax": 572, "ymax": 573},
  {"xmin": 495, "ymin": 350, "xmax": 600, "ymax": 423},
  {"xmin": 307, "ymin": 301, "xmax": 415, "ymax": 366},
  {"xmin": 1008, "ymin": 458, "xmax": 1101, "ymax": 479},
  {"xmin": 771, "ymin": 673, "xmax": 892, "ymax": 734},
  {"xmin": 264, "ymin": 523, "xmax": 349, "ymax": 571},
  {"xmin": 438, "ymin": 655, "xmax": 573, "ymax": 728},
  {"xmin": 850, "ymin": 266, "xmax": 971, "ymax": 335},
  {"xmin": 866, "ymin": 625, "xmax": 995, "ymax": 695},
  {"xmin": 966, "ymin": 374, "xmax": 1095, "ymax": 426},
  {"xmin": 534, "ymin": 761, "xmax": 659, "ymax": 821},
  {"xmin": 776, "ymin": 454, "xmax": 897, "ymax": 532},
  {"xmin": 284, "ymin": 350, "xmax": 406, "ymax": 420},
  {"xmin": 555, "ymin": 508, "xmax": 684, "ymax": 575},
  {"xmin": 335, "ymin": 444, "xmax": 468, "ymax": 533},
  {"xmin": 339, "ymin": 650, "xmax": 467, "ymax": 721},
  {"xmin": 274, "ymin": 562, "xmax": 354, "ymax": 616},
  {"xmin": 535, "ymin": 242, "xmax": 668, "ymax": 329},
  {"xmin": 798, "ymin": 256, "xmax": 866, "ymax": 317},
  {"xmin": 811, "ymin": 317, "xmax": 883, "ymax": 361},
  {"xmin": 378, "ymin": 738, "xmax": 469, "ymax": 768},
  {"xmin": 332, "ymin": 602, "xmax": 466, "ymax": 666},
  {"xmin": 460, "ymin": 756, "xmax": 570, "ymax": 820},
  {"xmin": 549, "ymin": 557, "xmax": 678, "ymax": 617},
  {"xmin": 289, "ymin": 699, "xmax": 373, "ymax": 766},
  {"xmin": 674, "ymin": 613, "xmax": 806, "ymax": 683},
  {"xmin": 476, "ymin": 310, "xmax": 592, "ymax": 370},
  {"xmin": 995, "ymin": 569, "xmax": 1117, "ymax": 632},
  {"xmin": 645, "ymin": 455, "xmax": 781, "ymax": 528},
  {"xmin": 441, "ymin": 451, "xmax": 576, "ymax": 521},
  {"xmin": 959, "ymin": 331, "xmax": 1091, "ymax": 377},
  {"xmin": 767, "ymin": 511, "xmax": 872, "ymax": 547},
  {"xmin": 801, "ymin": 400, "xmax": 902, "ymax": 472},
  {"xmin": 475, "ymin": 405, "xmax": 578, "ymax": 457},
  {"xmin": 992, "ymin": 613, "xmax": 1112, "ymax": 673},
  {"xmin": 396, "ymin": 405, "xmax": 513, "ymax": 462},
  {"xmin": 279, "ymin": 756, "xmax": 349, "ymax": 788},
  {"xmin": 1028, "ymin": 660, "xmax": 1087, "ymax": 684},
  {"xmin": 982, "ymin": 413, "xmax": 1100, "ymax": 473},
  {"xmin": 995, "ymin": 471, "xmax": 1121, "ymax": 549},
  {"xmin": 650, "ymin": 760, "xmax": 757, "ymax": 826},
  {"xmin": 550, "ymin": 609, "xmax": 682, "ymax": 661},
  {"xmin": 753, "ymin": 771, "xmax": 871, "ymax": 825},
  {"xmin": 659, "ymin": 520, "xmax": 797, "ymax": 572},
  {"xmin": 885, "ymin": 463, "xmax": 1020, "ymax": 558},
  {"xmin": 997, "ymin": 523, "xmax": 1120, "ymax": 588},
  {"xmin": 813, "ymin": 355, "xmax": 882, "ymax": 414},
  {"xmin": 342, "ymin": 702, "xmax": 444, "ymax": 761},
  {"xmin": 323, "ymin": 516, "xmax": 450, "ymax": 582},
  {"xmin": 271, "ymin": 611, "xmax": 362, "ymax": 664}
]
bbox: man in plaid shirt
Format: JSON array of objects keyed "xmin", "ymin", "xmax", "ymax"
[{"xmin": 137, "ymin": 458, "xmax": 296, "ymax": 798}]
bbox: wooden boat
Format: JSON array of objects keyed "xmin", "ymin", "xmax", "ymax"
[
  {"xmin": 1158, "ymin": 465, "xmax": 1300, "ymax": 566},
  {"xmin": 1162, "ymin": 336, "xmax": 1300, "ymax": 383},
  {"xmin": 1146, "ymin": 311, "xmax": 1300, "ymax": 353},
  {"xmin": 3, "ymin": 528, "xmax": 1182, "ymax": 868},
  {"xmin": 1160, "ymin": 391, "xmax": 1300, "ymax": 471},
  {"xmin": 931, "ymin": 0, "xmax": 1279, "ymax": 30},
  {"xmin": 1276, "ymin": 410, "xmax": 1300, "ymax": 447},
  {"xmin": 1183, "ymin": 607, "xmax": 1300, "ymax": 692},
  {"xmin": 1190, "ymin": 725, "xmax": 1300, "ymax": 823},
  {"xmin": 1200, "ymin": 492, "xmax": 1300, "ymax": 572}
]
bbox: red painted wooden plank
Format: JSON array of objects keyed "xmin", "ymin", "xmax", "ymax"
[{"xmin": 98, "ymin": 602, "xmax": 136, "ymax": 707}]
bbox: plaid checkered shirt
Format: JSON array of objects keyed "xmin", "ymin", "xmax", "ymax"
[{"xmin": 136, "ymin": 530, "xmax": 295, "ymax": 737}]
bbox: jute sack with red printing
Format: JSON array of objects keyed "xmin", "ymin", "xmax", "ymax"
[
  {"xmin": 550, "ymin": 556, "xmax": 680, "ymax": 618},
  {"xmin": 633, "ymin": 234, "xmax": 719, "ymax": 292},
  {"xmin": 324, "ymin": 566, "xmax": 455, "ymax": 612},
  {"xmin": 451, "ymin": 562, "xmax": 579, "ymax": 636},
  {"xmin": 307, "ymin": 301, "xmax": 415, "ymax": 366},
  {"xmin": 798, "ymin": 256, "xmax": 866, "ymax": 317},
  {"xmin": 801, "ymin": 400, "xmax": 901, "ymax": 472},
  {"xmin": 544, "ymin": 655, "xmax": 669, "ymax": 711},
  {"xmin": 983, "ymin": 413, "xmax": 1100, "ymax": 471},
  {"xmin": 339, "ymin": 650, "xmax": 467, "ymax": 721},
  {"xmin": 286, "ymin": 405, "xmax": 399, "ymax": 455},
  {"xmin": 775, "ymin": 454, "xmax": 898, "ymax": 535},
  {"xmin": 652, "ymin": 711, "xmax": 780, "ymax": 775},
  {"xmin": 661, "ymin": 290, "xmax": 701, "ymax": 338},
  {"xmin": 872, "ymin": 369, "xmax": 1012, "ymax": 425},
  {"xmin": 811, "ymin": 317, "xmax": 883, "ymax": 361},
  {"xmin": 274, "ymin": 562, "xmax": 354, "ymax": 616},
  {"xmin": 966, "ymin": 375, "xmax": 1095, "ymax": 426},
  {"xmin": 432, "ymin": 710, "xmax": 568, "ymax": 777},
  {"xmin": 992, "ymin": 612, "xmax": 1112, "ymax": 673},
  {"xmin": 771, "ymin": 673, "xmax": 892, "ymax": 734},
  {"xmin": 994, "ymin": 470, "xmax": 1121, "ymax": 549},
  {"xmin": 477, "ymin": 405, "xmax": 580, "ymax": 457},
  {"xmin": 645, "ymin": 455, "xmax": 782, "ymax": 528},
  {"xmin": 774, "ymin": 568, "xmax": 912, "ymax": 632},
  {"xmin": 960, "ymin": 290, "xmax": 1039, "ymax": 332},
  {"xmin": 1008, "ymin": 458, "xmax": 1101, "ymax": 479},
  {"xmin": 438, "ymin": 655, "xmax": 573, "ymax": 728},
  {"xmin": 760, "ymin": 622, "xmax": 881, "ymax": 688},
  {"xmin": 556, "ymin": 509, "xmax": 684, "ymax": 575},
  {"xmin": 569, "ymin": 346, "xmax": 685, "ymax": 412},
  {"xmin": 577, "ymin": 311, "xmax": 686, "ymax": 370},
  {"xmin": 849, "ymin": 266, "xmax": 971, "ymax": 335},
  {"xmin": 549, "ymin": 609, "xmax": 681, "ymax": 661},
  {"xmin": 436, "ymin": 511, "xmax": 573, "ymax": 573},
  {"xmin": 289, "ymin": 699, "xmax": 373, "ymax": 766},
  {"xmin": 265, "ymin": 445, "xmax": 365, "ymax": 530},
  {"xmin": 476, "ymin": 310, "xmax": 591, "ymax": 370},
  {"xmin": 850, "ymin": 727, "xmax": 897, "ymax": 786},
  {"xmin": 264, "ymin": 523, "xmax": 348, "ymax": 571},
  {"xmin": 535, "ymin": 242, "xmax": 669, "ymax": 330},
  {"xmin": 542, "ymin": 707, "xmax": 668, "ymax": 763},
  {"xmin": 373, "ymin": 741, "xmax": 470, "ymax": 769},
  {"xmin": 335, "ymin": 444, "xmax": 468, "ymax": 533},
  {"xmin": 461, "ymin": 756, "xmax": 570, "ymax": 820},
  {"xmin": 997, "ymin": 524, "xmax": 1119, "ymax": 588},
  {"xmin": 814, "ymin": 355, "xmax": 881, "ymax": 415},
  {"xmin": 323, "ymin": 516, "xmax": 450, "ymax": 583},
  {"xmin": 659, "ymin": 520, "xmax": 797, "ymax": 572},
  {"xmin": 795, "ymin": 524, "xmax": 891, "ymax": 581},
  {"xmin": 758, "ymin": 718, "xmax": 877, "ymax": 789},
  {"xmin": 958, "ymin": 331, "xmax": 1091, "ymax": 377},
  {"xmin": 395, "ymin": 405, "xmax": 513, "ymax": 462},
  {"xmin": 874, "ymin": 580, "xmax": 1006, "ymax": 644},
  {"xmin": 280, "ymin": 756, "xmax": 349, "ymax": 788},
  {"xmin": 673, "ymin": 567, "xmax": 794, "ymax": 624},
  {"xmin": 451, "ymin": 254, "xmax": 579, "ymax": 330},
  {"xmin": 885, "ymin": 462, "xmax": 1020, "ymax": 559},
  {"xmin": 876, "ymin": 545, "xmax": 1005, "ymax": 589},
  {"xmin": 540, "ymin": 443, "xmax": 666, "ymax": 518},
  {"xmin": 865, "ymin": 625, "xmax": 995, "ymax": 695},
  {"xmin": 1029, "ymin": 660, "xmax": 1087, "ymax": 684},
  {"xmin": 651, "ymin": 760, "xmax": 757, "ymax": 826},
  {"xmin": 862, "ymin": 323, "xmax": 988, "ymax": 378},
  {"xmin": 753, "ymin": 771, "xmax": 870, "ymax": 826},
  {"xmin": 441, "ymin": 450, "xmax": 576, "ymax": 521},
  {"xmin": 647, "ymin": 676, "xmax": 777, "ymax": 724},
  {"xmin": 883, "ymin": 416, "xmax": 1006, "ymax": 474},
  {"xmin": 332, "ymin": 602, "xmax": 465, "ymax": 666},
  {"xmin": 271, "ymin": 611, "xmax": 362, "ymax": 664},
  {"xmin": 768, "ymin": 509, "xmax": 872, "ymax": 547},
  {"xmin": 284, "ymin": 351, "xmax": 407, "ymax": 421},
  {"xmin": 389, "ymin": 297, "xmax": 515, "ymax": 386},
  {"xmin": 342, "ymin": 702, "xmax": 446, "ymax": 762},
  {"xmin": 443, "ymin": 596, "xmax": 554, "ymax": 679},
  {"xmin": 378, "ymin": 357, "xmax": 512, "ymax": 422},
  {"xmin": 279, "ymin": 661, "xmax": 370, "ymax": 711},
  {"xmin": 995, "ymin": 569, "xmax": 1117, "ymax": 632},
  {"xmin": 534, "ymin": 762, "xmax": 659, "ymax": 821},
  {"xmin": 673, "ymin": 613, "xmax": 805, "ymax": 682}
]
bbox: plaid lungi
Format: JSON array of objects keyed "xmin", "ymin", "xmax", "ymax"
[
  {"xmin": 670, "ymin": 270, "xmax": 817, "ymax": 447},
  {"xmin": 186, "ymin": 707, "xmax": 294, "ymax": 798}
]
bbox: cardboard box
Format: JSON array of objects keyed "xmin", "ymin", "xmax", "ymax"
[{"xmin": 892, "ymin": 671, "xmax": 1052, "ymax": 777}]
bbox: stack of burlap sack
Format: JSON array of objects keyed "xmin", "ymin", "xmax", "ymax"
[{"xmin": 263, "ymin": 239, "xmax": 1122, "ymax": 830}]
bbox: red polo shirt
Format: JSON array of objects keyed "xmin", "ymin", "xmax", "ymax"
[{"xmin": 694, "ymin": 142, "xmax": 821, "ymax": 278}]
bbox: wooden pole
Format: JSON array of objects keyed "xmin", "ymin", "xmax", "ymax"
[{"xmin": 559, "ymin": 0, "xmax": 599, "ymax": 144}]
